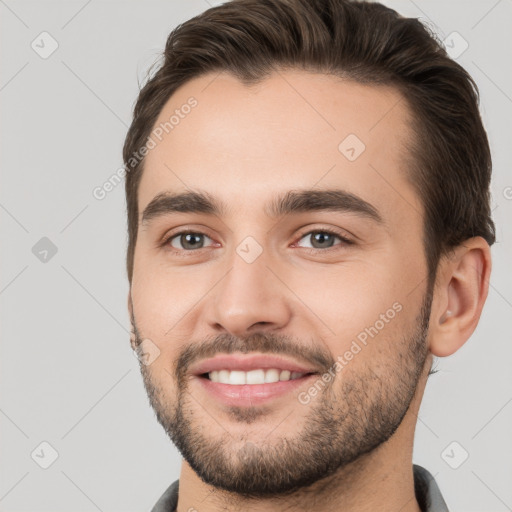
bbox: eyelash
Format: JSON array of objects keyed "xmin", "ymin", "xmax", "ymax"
[{"xmin": 161, "ymin": 228, "xmax": 353, "ymax": 256}]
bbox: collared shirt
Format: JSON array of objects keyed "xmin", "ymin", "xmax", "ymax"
[{"xmin": 151, "ymin": 464, "xmax": 449, "ymax": 512}]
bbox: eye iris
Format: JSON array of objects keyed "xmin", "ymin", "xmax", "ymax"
[
  {"xmin": 181, "ymin": 233, "xmax": 203, "ymax": 250},
  {"xmin": 311, "ymin": 232, "xmax": 335, "ymax": 248}
]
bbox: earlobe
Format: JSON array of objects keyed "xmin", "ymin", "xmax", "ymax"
[{"xmin": 428, "ymin": 237, "xmax": 492, "ymax": 358}]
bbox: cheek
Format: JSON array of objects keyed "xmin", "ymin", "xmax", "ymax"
[
  {"xmin": 131, "ymin": 250, "xmax": 225, "ymax": 351},
  {"xmin": 288, "ymin": 260, "xmax": 401, "ymax": 326},
  {"xmin": 284, "ymin": 254, "xmax": 422, "ymax": 355},
  {"xmin": 131, "ymin": 250, "xmax": 198, "ymax": 341}
]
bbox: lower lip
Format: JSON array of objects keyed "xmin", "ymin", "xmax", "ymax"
[{"xmin": 194, "ymin": 374, "xmax": 317, "ymax": 407}]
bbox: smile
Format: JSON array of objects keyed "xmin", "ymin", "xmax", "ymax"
[{"xmin": 206, "ymin": 369, "xmax": 308, "ymax": 385}]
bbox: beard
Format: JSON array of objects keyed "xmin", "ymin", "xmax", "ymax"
[{"xmin": 133, "ymin": 291, "xmax": 432, "ymax": 500}]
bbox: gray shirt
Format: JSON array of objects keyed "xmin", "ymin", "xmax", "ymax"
[{"xmin": 151, "ymin": 464, "xmax": 449, "ymax": 512}]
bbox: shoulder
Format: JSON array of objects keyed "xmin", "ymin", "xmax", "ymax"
[
  {"xmin": 150, "ymin": 479, "xmax": 179, "ymax": 512},
  {"xmin": 413, "ymin": 464, "xmax": 449, "ymax": 512}
]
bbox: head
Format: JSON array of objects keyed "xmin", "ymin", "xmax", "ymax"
[{"xmin": 123, "ymin": 0, "xmax": 494, "ymax": 499}]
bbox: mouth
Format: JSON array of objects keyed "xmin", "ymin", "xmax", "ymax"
[
  {"xmin": 194, "ymin": 371, "xmax": 319, "ymax": 407},
  {"xmin": 190, "ymin": 354, "xmax": 321, "ymax": 407}
]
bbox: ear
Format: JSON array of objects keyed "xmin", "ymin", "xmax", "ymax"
[
  {"xmin": 428, "ymin": 237, "xmax": 492, "ymax": 357},
  {"xmin": 128, "ymin": 291, "xmax": 137, "ymax": 351}
]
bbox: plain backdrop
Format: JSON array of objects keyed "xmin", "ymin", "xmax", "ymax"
[{"xmin": 1, "ymin": 1, "xmax": 511, "ymax": 510}]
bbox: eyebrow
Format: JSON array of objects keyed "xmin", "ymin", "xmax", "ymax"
[{"xmin": 141, "ymin": 188, "xmax": 384, "ymax": 226}]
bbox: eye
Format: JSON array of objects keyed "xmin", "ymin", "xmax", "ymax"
[
  {"xmin": 161, "ymin": 228, "xmax": 352, "ymax": 255},
  {"xmin": 295, "ymin": 229, "xmax": 352, "ymax": 250},
  {"xmin": 166, "ymin": 231, "xmax": 215, "ymax": 251}
]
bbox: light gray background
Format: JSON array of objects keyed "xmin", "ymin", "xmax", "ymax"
[{"xmin": 1, "ymin": 1, "xmax": 511, "ymax": 510}]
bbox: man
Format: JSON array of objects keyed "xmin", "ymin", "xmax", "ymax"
[{"xmin": 123, "ymin": 0, "xmax": 495, "ymax": 510}]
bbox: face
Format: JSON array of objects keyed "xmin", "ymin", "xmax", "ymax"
[{"xmin": 129, "ymin": 70, "xmax": 433, "ymax": 497}]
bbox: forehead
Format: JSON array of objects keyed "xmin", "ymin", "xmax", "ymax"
[{"xmin": 138, "ymin": 70, "xmax": 422, "ymax": 226}]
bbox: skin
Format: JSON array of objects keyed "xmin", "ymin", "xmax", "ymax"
[{"xmin": 128, "ymin": 70, "xmax": 491, "ymax": 512}]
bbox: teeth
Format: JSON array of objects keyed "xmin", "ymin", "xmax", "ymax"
[
  {"xmin": 229, "ymin": 370, "xmax": 246, "ymax": 385},
  {"xmin": 247, "ymin": 369, "xmax": 265, "ymax": 384},
  {"xmin": 208, "ymin": 369, "xmax": 306, "ymax": 385},
  {"xmin": 265, "ymin": 369, "xmax": 280, "ymax": 383}
]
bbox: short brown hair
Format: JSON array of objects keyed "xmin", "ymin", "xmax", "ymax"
[{"xmin": 123, "ymin": 0, "xmax": 495, "ymax": 285}]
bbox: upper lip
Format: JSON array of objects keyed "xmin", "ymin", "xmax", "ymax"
[{"xmin": 190, "ymin": 354, "xmax": 321, "ymax": 376}]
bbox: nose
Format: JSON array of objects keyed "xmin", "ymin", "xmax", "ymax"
[{"xmin": 206, "ymin": 249, "xmax": 292, "ymax": 337}]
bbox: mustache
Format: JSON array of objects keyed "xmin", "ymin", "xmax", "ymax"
[
  {"xmin": 174, "ymin": 332, "xmax": 335, "ymax": 382},
  {"xmin": 130, "ymin": 311, "xmax": 335, "ymax": 381}
]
